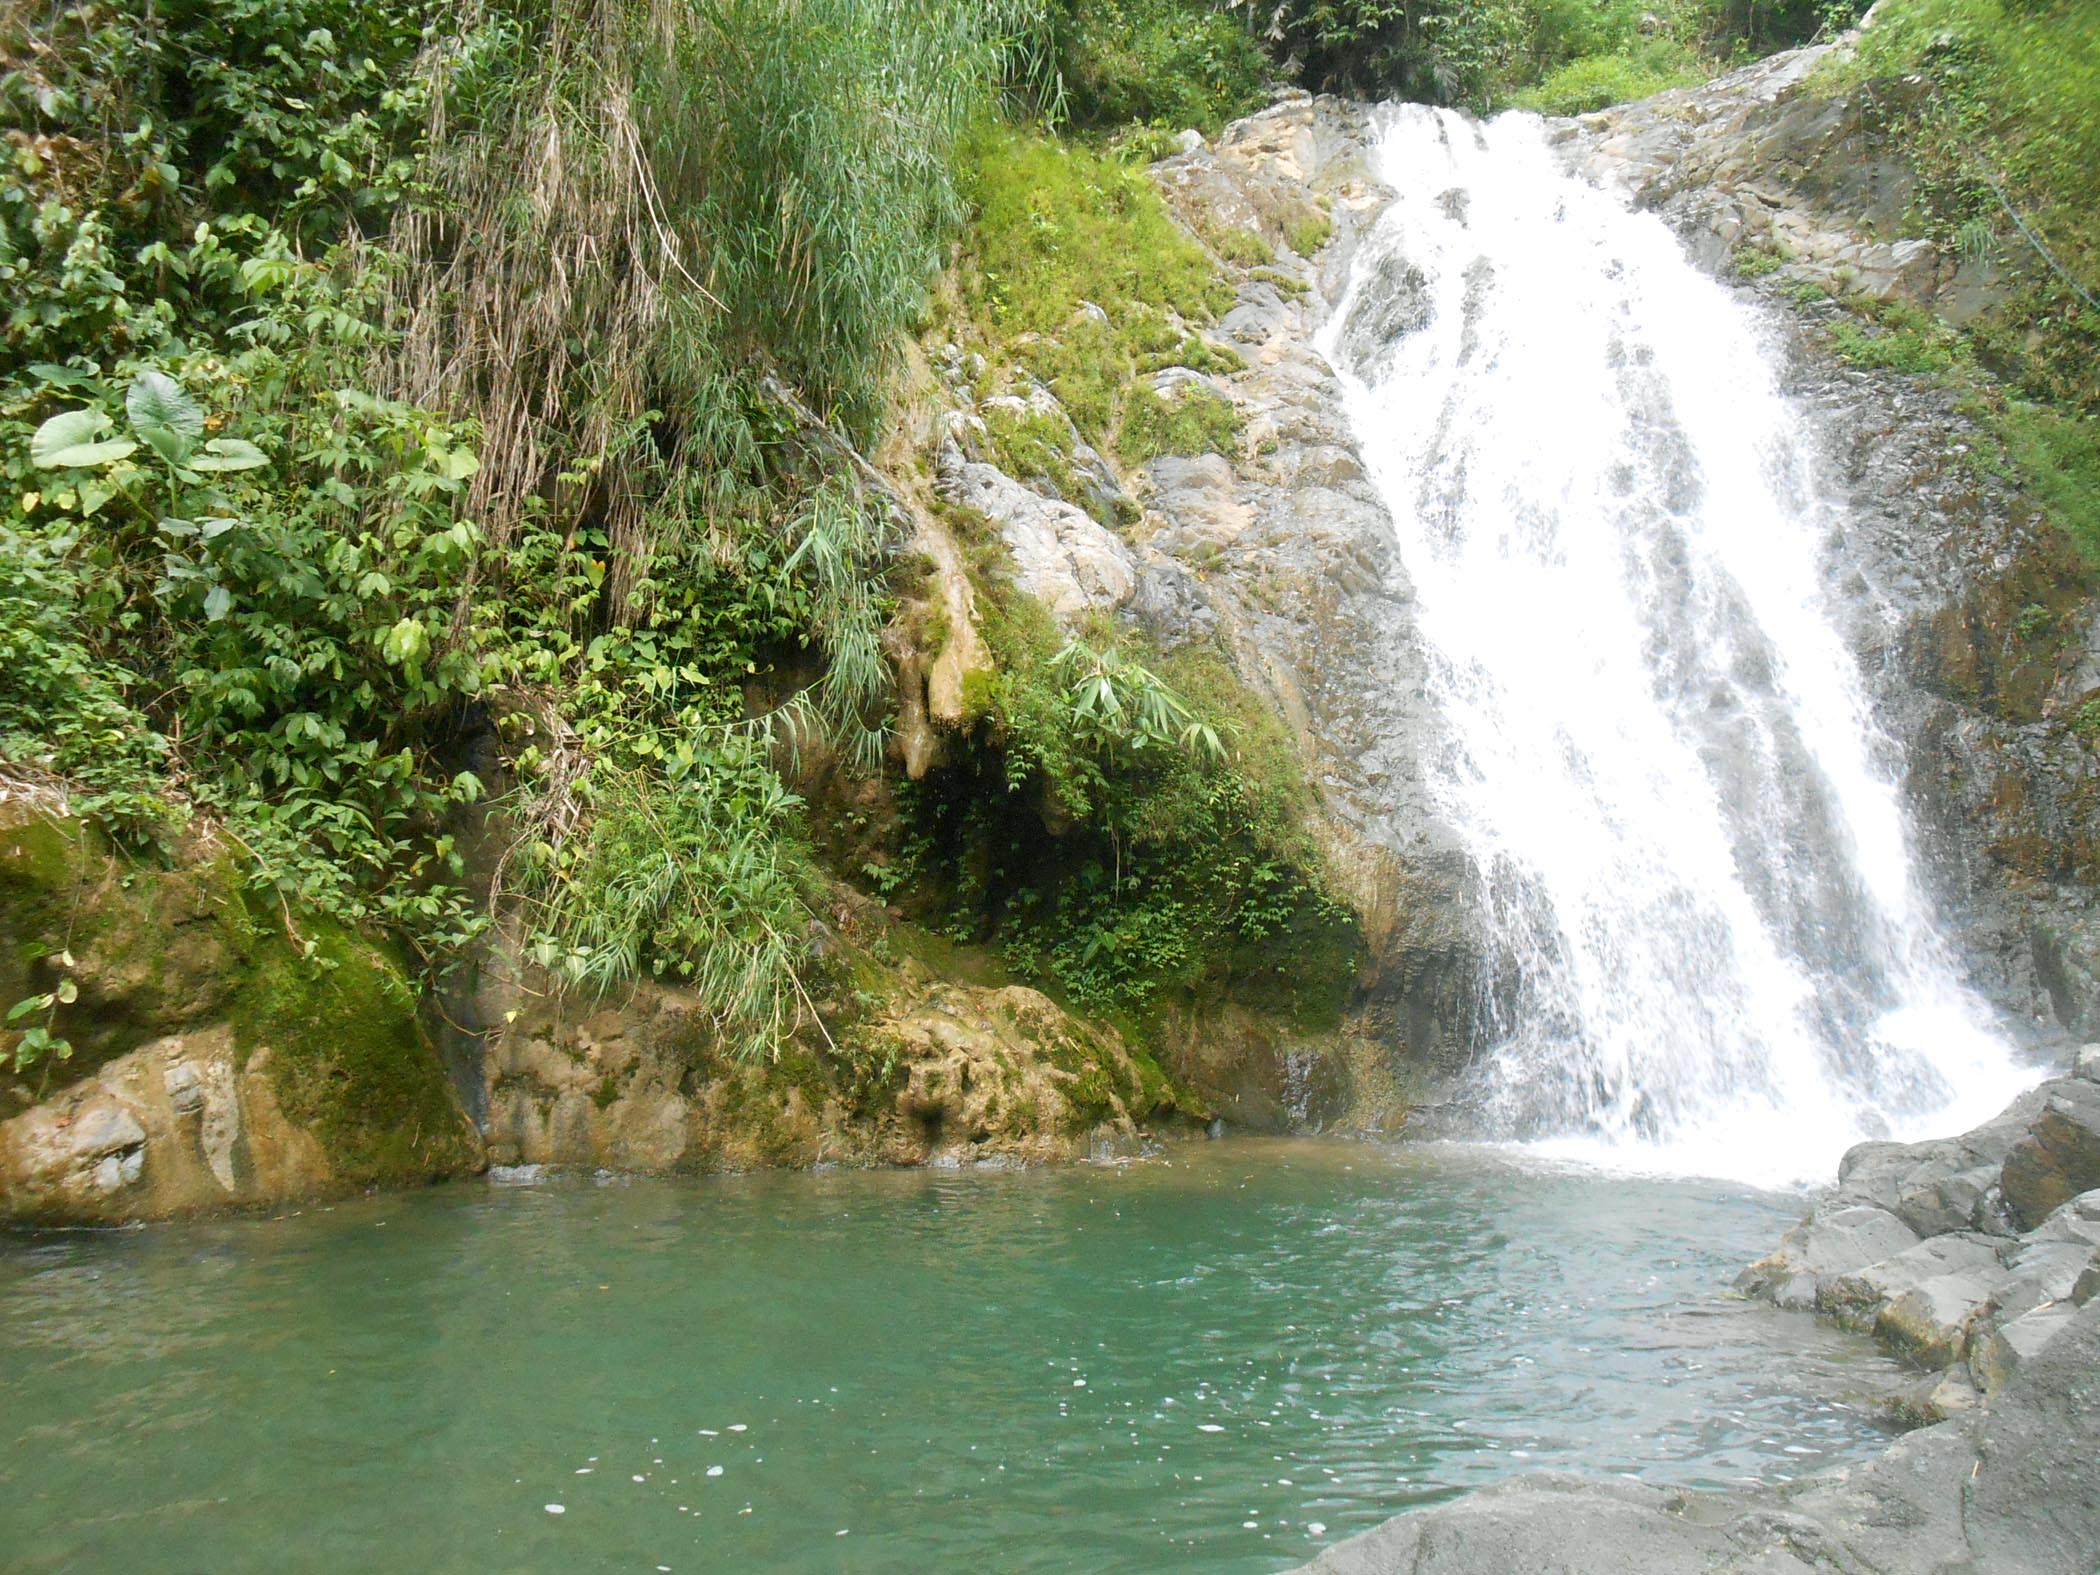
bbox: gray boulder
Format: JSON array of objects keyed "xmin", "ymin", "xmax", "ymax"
[
  {"xmin": 2000, "ymin": 1082, "xmax": 2100, "ymax": 1230},
  {"xmin": 1963, "ymin": 1297, "xmax": 2100, "ymax": 1571},
  {"xmin": 1736, "ymin": 1204, "xmax": 1919, "ymax": 1309},
  {"xmin": 1815, "ymin": 1232, "xmax": 2002, "ymax": 1330},
  {"xmin": 1970, "ymin": 1302, "xmax": 2078, "ymax": 1397}
]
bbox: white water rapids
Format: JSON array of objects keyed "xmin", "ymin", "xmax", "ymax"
[{"xmin": 1322, "ymin": 107, "xmax": 2032, "ymax": 1186}]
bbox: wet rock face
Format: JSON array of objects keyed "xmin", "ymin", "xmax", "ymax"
[
  {"xmin": 1562, "ymin": 43, "xmax": 2100, "ymax": 1044},
  {"xmin": 0, "ymin": 1029, "xmax": 332, "ymax": 1221},
  {"xmin": 0, "ymin": 811, "xmax": 482, "ymax": 1223},
  {"xmin": 1137, "ymin": 97, "xmax": 1487, "ymax": 1089}
]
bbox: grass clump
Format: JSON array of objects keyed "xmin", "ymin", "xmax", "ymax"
[
  {"xmin": 1828, "ymin": 301, "xmax": 1965, "ymax": 374},
  {"xmin": 959, "ymin": 121, "xmax": 1228, "ymax": 341},
  {"xmin": 982, "ymin": 400, "xmax": 1140, "ymax": 522},
  {"xmin": 1997, "ymin": 403, "xmax": 2100, "ymax": 568},
  {"xmin": 1118, "ymin": 382, "xmax": 1241, "ymax": 462},
  {"xmin": 955, "ymin": 121, "xmax": 1243, "ymax": 461},
  {"xmin": 1732, "ymin": 243, "xmax": 1787, "ymax": 278},
  {"xmin": 1286, "ymin": 210, "xmax": 1335, "ymax": 257}
]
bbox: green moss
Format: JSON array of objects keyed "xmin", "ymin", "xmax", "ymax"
[
  {"xmin": 0, "ymin": 812, "xmax": 476, "ymax": 1185},
  {"xmin": 1249, "ymin": 266, "xmax": 1310, "ymax": 300},
  {"xmin": 1117, "ymin": 382, "xmax": 1241, "ymax": 463},
  {"xmin": 231, "ymin": 911, "xmax": 478, "ymax": 1187},
  {"xmin": 1207, "ymin": 224, "xmax": 1274, "ymax": 267},
  {"xmin": 959, "ymin": 123, "xmax": 1229, "ymax": 341},
  {"xmin": 1285, "ymin": 210, "xmax": 1334, "ymax": 258},
  {"xmin": 957, "ymin": 123, "xmax": 1237, "ymax": 454},
  {"xmin": 1828, "ymin": 302, "xmax": 1965, "ymax": 374},
  {"xmin": 1732, "ymin": 243, "xmax": 1785, "ymax": 278},
  {"xmin": 1997, "ymin": 401, "xmax": 2100, "ymax": 567},
  {"xmin": 982, "ymin": 402, "xmax": 1125, "ymax": 521},
  {"xmin": 1134, "ymin": 333, "xmax": 1246, "ymax": 377}
]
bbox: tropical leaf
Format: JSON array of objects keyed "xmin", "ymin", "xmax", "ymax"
[
  {"xmin": 30, "ymin": 409, "xmax": 137, "ymax": 469},
  {"xmin": 126, "ymin": 368, "xmax": 205, "ymax": 466},
  {"xmin": 188, "ymin": 437, "xmax": 270, "ymax": 473}
]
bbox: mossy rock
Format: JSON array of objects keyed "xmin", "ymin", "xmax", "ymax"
[{"xmin": 0, "ymin": 809, "xmax": 478, "ymax": 1191}]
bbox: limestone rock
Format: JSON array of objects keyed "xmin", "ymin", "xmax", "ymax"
[
  {"xmin": 1736, "ymin": 1203, "xmax": 1918, "ymax": 1309},
  {"xmin": 1875, "ymin": 1269, "xmax": 1995, "ymax": 1367},
  {"xmin": 1963, "ymin": 1298, "xmax": 2100, "ymax": 1572},
  {"xmin": 476, "ymin": 955, "xmax": 1192, "ymax": 1174},
  {"xmin": 0, "ymin": 1027, "xmax": 332, "ymax": 1222},
  {"xmin": 1971, "ymin": 1302, "xmax": 2077, "ymax": 1397},
  {"xmin": 2023, "ymin": 1187, "xmax": 2100, "ymax": 1249},
  {"xmin": 1817, "ymin": 1232, "xmax": 2002, "ymax": 1330},
  {"xmin": 935, "ymin": 422, "xmax": 1136, "ymax": 619},
  {"xmin": 2000, "ymin": 1082, "xmax": 2100, "ymax": 1230}
]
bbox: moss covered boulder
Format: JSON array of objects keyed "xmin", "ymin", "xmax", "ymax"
[{"xmin": 0, "ymin": 810, "xmax": 481, "ymax": 1223}]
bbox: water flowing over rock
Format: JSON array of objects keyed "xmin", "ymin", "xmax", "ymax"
[{"xmin": 1320, "ymin": 101, "xmax": 2031, "ymax": 1182}]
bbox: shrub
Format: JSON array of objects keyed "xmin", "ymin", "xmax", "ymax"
[
  {"xmin": 1117, "ymin": 381, "xmax": 1240, "ymax": 462},
  {"xmin": 1049, "ymin": 0, "xmax": 1268, "ymax": 132},
  {"xmin": 1511, "ymin": 49, "xmax": 1701, "ymax": 114}
]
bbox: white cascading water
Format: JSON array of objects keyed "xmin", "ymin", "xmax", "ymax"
[{"xmin": 1322, "ymin": 107, "xmax": 2032, "ymax": 1187}]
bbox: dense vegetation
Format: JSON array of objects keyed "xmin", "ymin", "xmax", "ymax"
[
  {"xmin": 1045, "ymin": 0, "xmax": 1866, "ymax": 122},
  {"xmin": 1807, "ymin": 0, "xmax": 2100, "ymax": 565},
  {"xmin": 1, "ymin": 0, "xmax": 1034, "ymax": 1068},
  {"xmin": 0, "ymin": 0, "xmax": 1363, "ymax": 1074},
  {"xmin": 4, "ymin": 0, "xmax": 2089, "ymax": 1082}
]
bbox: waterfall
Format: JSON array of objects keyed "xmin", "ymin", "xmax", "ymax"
[{"xmin": 1322, "ymin": 106, "xmax": 2031, "ymax": 1186}]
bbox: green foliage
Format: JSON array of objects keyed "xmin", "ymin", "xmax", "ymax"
[
  {"xmin": 922, "ymin": 592, "xmax": 1360, "ymax": 1021},
  {"xmin": 1050, "ymin": 639, "xmax": 1225, "ymax": 762},
  {"xmin": 1997, "ymin": 402, "xmax": 2100, "ymax": 567},
  {"xmin": 1832, "ymin": 0, "xmax": 2100, "ymax": 413},
  {"xmin": 512, "ymin": 752, "xmax": 820, "ymax": 1062},
  {"xmin": 1048, "ymin": 0, "xmax": 1268, "ymax": 132},
  {"xmin": 983, "ymin": 401, "xmax": 1127, "ymax": 519},
  {"xmin": 1286, "ymin": 210, "xmax": 1335, "ymax": 258},
  {"xmin": 1732, "ymin": 242, "xmax": 1787, "ymax": 277},
  {"xmin": 6, "ymin": 959, "xmax": 76, "ymax": 1078},
  {"xmin": 0, "ymin": 0, "xmax": 957, "ymax": 1047},
  {"xmin": 1511, "ymin": 45, "xmax": 1702, "ymax": 114},
  {"xmin": 956, "ymin": 122, "xmax": 1242, "ymax": 457},
  {"xmin": 1117, "ymin": 381, "xmax": 1241, "ymax": 462},
  {"xmin": 1827, "ymin": 304, "xmax": 1963, "ymax": 374},
  {"xmin": 639, "ymin": 0, "xmax": 1038, "ymax": 441},
  {"xmin": 960, "ymin": 122, "xmax": 1227, "ymax": 341}
]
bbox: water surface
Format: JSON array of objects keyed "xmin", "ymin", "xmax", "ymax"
[{"xmin": 1, "ymin": 1142, "xmax": 1900, "ymax": 1573}]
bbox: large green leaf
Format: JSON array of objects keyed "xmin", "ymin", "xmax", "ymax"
[
  {"xmin": 126, "ymin": 369, "xmax": 204, "ymax": 467},
  {"xmin": 187, "ymin": 437, "xmax": 270, "ymax": 473},
  {"xmin": 29, "ymin": 409, "xmax": 137, "ymax": 469}
]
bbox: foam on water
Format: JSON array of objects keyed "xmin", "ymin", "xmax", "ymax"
[{"xmin": 1320, "ymin": 105, "xmax": 2032, "ymax": 1186}]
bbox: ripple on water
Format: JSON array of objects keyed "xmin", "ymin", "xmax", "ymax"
[{"xmin": 0, "ymin": 1140, "xmax": 1904, "ymax": 1574}]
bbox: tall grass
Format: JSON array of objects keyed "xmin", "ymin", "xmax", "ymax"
[{"xmin": 378, "ymin": 0, "xmax": 1050, "ymax": 1050}]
